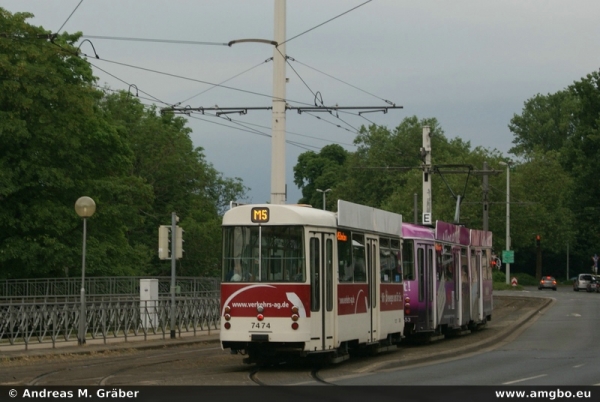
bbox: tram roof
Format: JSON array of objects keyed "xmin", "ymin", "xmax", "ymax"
[
  {"xmin": 402, "ymin": 223, "xmax": 435, "ymax": 240},
  {"xmin": 222, "ymin": 203, "xmax": 337, "ymax": 227}
]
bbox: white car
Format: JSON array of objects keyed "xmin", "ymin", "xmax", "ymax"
[{"xmin": 573, "ymin": 273, "xmax": 593, "ymax": 291}]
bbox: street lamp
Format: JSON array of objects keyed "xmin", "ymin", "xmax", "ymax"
[
  {"xmin": 75, "ymin": 196, "xmax": 96, "ymax": 345},
  {"xmin": 316, "ymin": 189, "xmax": 331, "ymax": 210},
  {"xmin": 499, "ymin": 161, "xmax": 512, "ymax": 284}
]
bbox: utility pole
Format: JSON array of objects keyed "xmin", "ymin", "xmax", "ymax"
[
  {"xmin": 170, "ymin": 212, "xmax": 177, "ymax": 339},
  {"xmin": 421, "ymin": 126, "xmax": 432, "ymax": 225},
  {"xmin": 271, "ymin": 0, "xmax": 286, "ymax": 205},
  {"xmin": 535, "ymin": 235, "xmax": 542, "ymax": 280},
  {"xmin": 482, "ymin": 161, "xmax": 489, "ymax": 232}
]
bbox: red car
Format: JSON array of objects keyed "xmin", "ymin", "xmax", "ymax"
[{"xmin": 538, "ymin": 276, "xmax": 557, "ymax": 291}]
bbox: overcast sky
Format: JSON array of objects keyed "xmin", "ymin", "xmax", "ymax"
[{"xmin": 3, "ymin": 1, "xmax": 600, "ymax": 204}]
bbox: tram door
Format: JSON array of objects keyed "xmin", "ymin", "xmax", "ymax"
[
  {"xmin": 309, "ymin": 231, "xmax": 336, "ymax": 351},
  {"xmin": 366, "ymin": 236, "xmax": 379, "ymax": 342},
  {"xmin": 416, "ymin": 243, "xmax": 436, "ymax": 331},
  {"xmin": 470, "ymin": 250, "xmax": 481, "ymax": 322}
]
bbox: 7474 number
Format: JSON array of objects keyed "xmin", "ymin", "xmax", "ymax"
[{"xmin": 251, "ymin": 322, "xmax": 271, "ymax": 329}]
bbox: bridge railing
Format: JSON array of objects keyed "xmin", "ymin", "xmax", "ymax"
[
  {"xmin": 0, "ymin": 277, "xmax": 220, "ymax": 299},
  {"xmin": 0, "ymin": 277, "xmax": 221, "ymax": 349}
]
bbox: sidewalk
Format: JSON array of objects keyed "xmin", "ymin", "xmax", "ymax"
[{"xmin": 0, "ymin": 329, "xmax": 221, "ymax": 361}]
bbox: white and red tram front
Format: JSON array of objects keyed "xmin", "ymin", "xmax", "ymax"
[
  {"xmin": 220, "ymin": 204, "xmax": 338, "ymax": 361},
  {"xmin": 220, "ymin": 202, "xmax": 405, "ymax": 363}
]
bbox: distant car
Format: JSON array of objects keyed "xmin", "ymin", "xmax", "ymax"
[
  {"xmin": 573, "ymin": 273, "xmax": 593, "ymax": 291},
  {"xmin": 586, "ymin": 275, "xmax": 600, "ymax": 293},
  {"xmin": 538, "ymin": 276, "xmax": 557, "ymax": 291}
]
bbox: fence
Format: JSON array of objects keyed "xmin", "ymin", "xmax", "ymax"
[{"xmin": 0, "ymin": 277, "xmax": 221, "ymax": 349}]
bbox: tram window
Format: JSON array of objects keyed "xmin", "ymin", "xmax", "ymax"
[
  {"xmin": 428, "ymin": 248, "xmax": 434, "ymax": 302},
  {"xmin": 326, "ymin": 239, "xmax": 333, "ymax": 312},
  {"xmin": 380, "ymin": 247, "xmax": 392, "ymax": 283},
  {"xmin": 437, "ymin": 245, "xmax": 453, "ymax": 281},
  {"xmin": 222, "ymin": 226, "xmax": 305, "ymax": 283},
  {"xmin": 352, "ymin": 233, "xmax": 366, "ymax": 282},
  {"xmin": 418, "ymin": 248, "xmax": 425, "ymax": 302},
  {"xmin": 337, "ymin": 230, "xmax": 353, "ymax": 282},
  {"xmin": 403, "ymin": 240, "xmax": 415, "ymax": 280},
  {"xmin": 380, "ymin": 237, "xmax": 402, "ymax": 283},
  {"xmin": 310, "ymin": 238, "xmax": 320, "ymax": 312}
]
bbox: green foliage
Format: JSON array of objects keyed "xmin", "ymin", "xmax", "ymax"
[
  {"xmin": 493, "ymin": 282, "xmax": 523, "ymax": 291},
  {"xmin": 492, "ymin": 270, "xmax": 506, "ymax": 283},
  {"xmin": 0, "ymin": 10, "xmax": 248, "ymax": 279},
  {"xmin": 509, "ymin": 70, "xmax": 600, "ymax": 276},
  {"xmin": 512, "ymin": 273, "xmax": 537, "ymax": 286}
]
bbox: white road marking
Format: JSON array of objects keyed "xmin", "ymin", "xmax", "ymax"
[{"xmin": 502, "ymin": 374, "xmax": 547, "ymax": 385}]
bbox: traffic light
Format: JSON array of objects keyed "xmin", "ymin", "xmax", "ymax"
[
  {"xmin": 158, "ymin": 225, "xmax": 170, "ymax": 260},
  {"xmin": 536, "ymin": 235, "xmax": 541, "ymax": 247},
  {"xmin": 176, "ymin": 226, "xmax": 184, "ymax": 259}
]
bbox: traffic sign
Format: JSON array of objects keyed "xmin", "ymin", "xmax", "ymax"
[
  {"xmin": 502, "ymin": 250, "xmax": 514, "ymax": 264},
  {"xmin": 511, "ymin": 277, "xmax": 518, "ymax": 286}
]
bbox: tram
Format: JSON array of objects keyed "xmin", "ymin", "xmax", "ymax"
[
  {"xmin": 220, "ymin": 200, "xmax": 404, "ymax": 363},
  {"xmin": 402, "ymin": 222, "xmax": 493, "ymax": 339}
]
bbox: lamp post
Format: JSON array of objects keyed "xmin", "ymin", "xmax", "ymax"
[
  {"xmin": 75, "ymin": 196, "xmax": 96, "ymax": 345},
  {"xmin": 499, "ymin": 161, "xmax": 512, "ymax": 284},
  {"xmin": 316, "ymin": 188, "xmax": 331, "ymax": 210}
]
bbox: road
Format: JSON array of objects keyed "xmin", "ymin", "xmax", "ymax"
[{"xmin": 323, "ymin": 288, "xmax": 600, "ymax": 386}]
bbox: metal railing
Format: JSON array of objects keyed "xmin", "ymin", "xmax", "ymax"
[
  {"xmin": 0, "ymin": 276, "xmax": 220, "ymax": 300},
  {"xmin": 0, "ymin": 277, "xmax": 221, "ymax": 349}
]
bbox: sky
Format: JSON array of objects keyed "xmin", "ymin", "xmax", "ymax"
[{"xmin": 3, "ymin": 0, "xmax": 600, "ymax": 204}]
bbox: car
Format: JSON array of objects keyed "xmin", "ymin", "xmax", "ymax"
[
  {"xmin": 573, "ymin": 273, "xmax": 594, "ymax": 291},
  {"xmin": 586, "ymin": 275, "xmax": 600, "ymax": 293},
  {"xmin": 538, "ymin": 276, "xmax": 557, "ymax": 291}
]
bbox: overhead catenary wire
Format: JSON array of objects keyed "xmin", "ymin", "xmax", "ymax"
[
  {"xmin": 279, "ymin": 0, "xmax": 373, "ymax": 47},
  {"xmin": 81, "ymin": 35, "xmax": 228, "ymax": 47},
  {"xmin": 287, "ymin": 56, "xmax": 395, "ymax": 106},
  {"xmin": 218, "ymin": 117, "xmax": 357, "ymax": 147},
  {"xmin": 48, "ymin": 32, "xmax": 395, "ymax": 144},
  {"xmin": 177, "ymin": 58, "xmax": 273, "ymax": 105},
  {"xmin": 89, "ymin": 61, "xmax": 171, "ymax": 106},
  {"xmin": 187, "ymin": 113, "xmax": 320, "ymax": 151},
  {"xmin": 56, "ymin": 0, "xmax": 84, "ymax": 34}
]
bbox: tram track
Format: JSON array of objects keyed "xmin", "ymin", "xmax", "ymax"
[
  {"xmin": 10, "ymin": 344, "xmax": 223, "ymax": 386},
  {"xmin": 248, "ymin": 362, "xmax": 334, "ymax": 386}
]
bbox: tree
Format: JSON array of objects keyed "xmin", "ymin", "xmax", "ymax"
[
  {"xmin": 0, "ymin": 10, "xmax": 248, "ymax": 279},
  {"xmin": 0, "ymin": 10, "xmax": 154, "ymax": 278},
  {"xmin": 293, "ymin": 144, "xmax": 348, "ymax": 208},
  {"xmin": 99, "ymin": 92, "xmax": 248, "ymax": 276}
]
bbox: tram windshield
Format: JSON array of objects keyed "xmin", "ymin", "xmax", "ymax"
[{"xmin": 222, "ymin": 226, "xmax": 305, "ymax": 283}]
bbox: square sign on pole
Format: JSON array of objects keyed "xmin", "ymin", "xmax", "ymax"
[{"xmin": 502, "ymin": 250, "xmax": 515, "ymax": 264}]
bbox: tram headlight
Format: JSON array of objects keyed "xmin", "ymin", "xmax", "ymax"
[
  {"xmin": 404, "ymin": 297, "xmax": 410, "ymax": 303},
  {"xmin": 291, "ymin": 306, "xmax": 299, "ymax": 314},
  {"xmin": 257, "ymin": 305, "xmax": 264, "ymax": 313},
  {"xmin": 291, "ymin": 314, "xmax": 299, "ymax": 322},
  {"xmin": 224, "ymin": 305, "xmax": 231, "ymax": 314},
  {"xmin": 224, "ymin": 314, "xmax": 231, "ymax": 321}
]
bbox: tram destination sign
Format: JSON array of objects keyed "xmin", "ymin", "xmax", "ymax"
[{"xmin": 251, "ymin": 207, "xmax": 269, "ymax": 223}]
